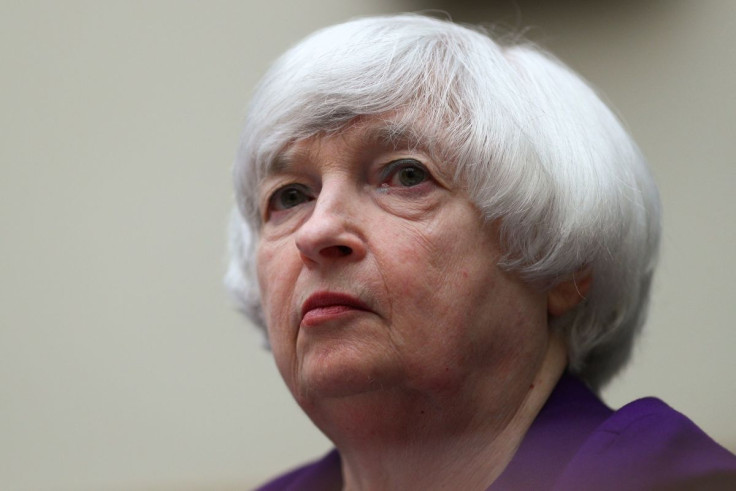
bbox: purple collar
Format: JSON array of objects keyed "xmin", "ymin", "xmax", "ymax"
[{"xmin": 489, "ymin": 373, "xmax": 611, "ymax": 489}]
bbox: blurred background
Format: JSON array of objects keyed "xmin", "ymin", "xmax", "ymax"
[{"xmin": 1, "ymin": 1, "xmax": 734, "ymax": 489}]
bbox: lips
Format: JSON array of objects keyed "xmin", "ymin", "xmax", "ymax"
[{"xmin": 300, "ymin": 291, "xmax": 372, "ymax": 327}]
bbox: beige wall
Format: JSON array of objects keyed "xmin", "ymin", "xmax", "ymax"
[{"xmin": 1, "ymin": 1, "xmax": 734, "ymax": 489}]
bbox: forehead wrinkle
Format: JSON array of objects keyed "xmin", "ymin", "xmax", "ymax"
[
  {"xmin": 364, "ymin": 121, "xmax": 429, "ymax": 153},
  {"xmin": 264, "ymin": 140, "xmax": 316, "ymax": 177}
]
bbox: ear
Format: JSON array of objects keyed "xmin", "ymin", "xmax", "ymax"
[{"xmin": 547, "ymin": 268, "xmax": 593, "ymax": 317}]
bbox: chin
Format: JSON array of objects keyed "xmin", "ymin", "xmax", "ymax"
[{"xmin": 293, "ymin": 345, "xmax": 398, "ymax": 402}]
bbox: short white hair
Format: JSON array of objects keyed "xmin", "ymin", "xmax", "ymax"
[{"xmin": 226, "ymin": 13, "xmax": 661, "ymax": 391}]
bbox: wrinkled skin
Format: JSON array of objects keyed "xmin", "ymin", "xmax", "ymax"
[{"xmin": 255, "ymin": 116, "xmax": 572, "ymax": 490}]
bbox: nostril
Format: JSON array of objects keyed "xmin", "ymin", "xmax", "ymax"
[
  {"xmin": 319, "ymin": 245, "xmax": 353, "ymax": 258},
  {"xmin": 336, "ymin": 245, "xmax": 352, "ymax": 256}
]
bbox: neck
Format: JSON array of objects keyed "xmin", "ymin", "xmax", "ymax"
[{"xmin": 305, "ymin": 335, "xmax": 568, "ymax": 491}]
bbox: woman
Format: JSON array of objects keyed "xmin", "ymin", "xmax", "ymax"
[{"xmin": 227, "ymin": 14, "xmax": 736, "ymax": 490}]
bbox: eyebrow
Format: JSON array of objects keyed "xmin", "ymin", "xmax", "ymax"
[
  {"xmin": 364, "ymin": 122, "xmax": 447, "ymax": 179},
  {"xmin": 362, "ymin": 121, "xmax": 429, "ymax": 151},
  {"xmin": 268, "ymin": 151, "xmax": 295, "ymax": 176},
  {"xmin": 263, "ymin": 120, "xmax": 437, "ymax": 177}
]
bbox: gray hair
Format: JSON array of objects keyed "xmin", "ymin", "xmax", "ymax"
[{"xmin": 226, "ymin": 14, "xmax": 661, "ymax": 391}]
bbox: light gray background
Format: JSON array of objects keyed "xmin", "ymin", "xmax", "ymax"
[{"xmin": 2, "ymin": 1, "xmax": 734, "ymax": 489}]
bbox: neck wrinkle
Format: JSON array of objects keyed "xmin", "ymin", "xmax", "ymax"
[{"xmin": 333, "ymin": 335, "xmax": 568, "ymax": 491}]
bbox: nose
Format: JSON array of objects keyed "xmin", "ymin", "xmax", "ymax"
[{"xmin": 295, "ymin": 183, "xmax": 367, "ymax": 266}]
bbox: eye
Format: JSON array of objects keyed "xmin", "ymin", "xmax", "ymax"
[
  {"xmin": 267, "ymin": 184, "xmax": 312, "ymax": 212},
  {"xmin": 382, "ymin": 159, "xmax": 429, "ymax": 187}
]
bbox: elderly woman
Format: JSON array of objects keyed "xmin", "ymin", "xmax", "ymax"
[{"xmin": 227, "ymin": 14, "xmax": 736, "ymax": 491}]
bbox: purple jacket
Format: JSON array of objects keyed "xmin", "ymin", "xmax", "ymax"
[{"xmin": 256, "ymin": 374, "xmax": 736, "ymax": 490}]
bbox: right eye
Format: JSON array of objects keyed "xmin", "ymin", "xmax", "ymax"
[{"xmin": 267, "ymin": 184, "xmax": 313, "ymax": 212}]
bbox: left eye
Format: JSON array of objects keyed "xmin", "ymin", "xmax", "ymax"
[
  {"xmin": 383, "ymin": 159, "xmax": 429, "ymax": 187},
  {"xmin": 267, "ymin": 183, "xmax": 312, "ymax": 213}
]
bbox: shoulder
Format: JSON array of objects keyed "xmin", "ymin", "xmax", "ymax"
[
  {"xmin": 555, "ymin": 397, "xmax": 736, "ymax": 490},
  {"xmin": 255, "ymin": 450, "xmax": 342, "ymax": 491}
]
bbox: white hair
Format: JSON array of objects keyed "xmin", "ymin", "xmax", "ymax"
[{"xmin": 226, "ymin": 14, "xmax": 661, "ymax": 391}]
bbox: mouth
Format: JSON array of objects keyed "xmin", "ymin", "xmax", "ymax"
[{"xmin": 300, "ymin": 291, "xmax": 372, "ymax": 327}]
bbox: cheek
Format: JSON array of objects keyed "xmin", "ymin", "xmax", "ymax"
[
  {"xmin": 256, "ymin": 240, "xmax": 297, "ymax": 328},
  {"xmin": 255, "ymin": 246, "xmax": 275, "ymax": 317},
  {"xmin": 380, "ymin": 224, "xmax": 487, "ymax": 335},
  {"xmin": 386, "ymin": 218, "xmax": 497, "ymax": 298},
  {"xmin": 257, "ymin": 242, "xmax": 301, "ymax": 385},
  {"xmin": 382, "ymin": 227, "xmax": 443, "ymax": 309},
  {"xmin": 382, "ymin": 216, "xmax": 544, "ymax": 354}
]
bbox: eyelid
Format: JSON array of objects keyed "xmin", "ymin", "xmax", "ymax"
[
  {"xmin": 263, "ymin": 182, "xmax": 313, "ymax": 219},
  {"xmin": 379, "ymin": 158, "xmax": 428, "ymax": 182}
]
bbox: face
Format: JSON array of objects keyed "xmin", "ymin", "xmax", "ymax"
[{"xmin": 255, "ymin": 117, "xmax": 552, "ymax": 413}]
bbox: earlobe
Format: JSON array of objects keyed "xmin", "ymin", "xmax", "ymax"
[{"xmin": 547, "ymin": 268, "xmax": 593, "ymax": 317}]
